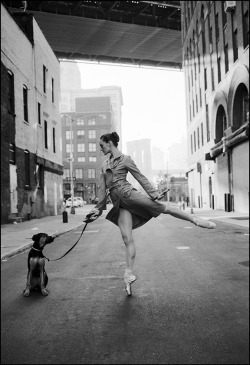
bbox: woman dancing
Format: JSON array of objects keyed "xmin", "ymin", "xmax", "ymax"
[{"xmin": 86, "ymin": 132, "xmax": 216, "ymax": 296}]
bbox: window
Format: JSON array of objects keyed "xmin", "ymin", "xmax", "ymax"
[
  {"xmin": 9, "ymin": 143, "xmax": 16, "ymax": 164},
  {"xmin": 224, "ymin": 44, "xmax": 229, "ymax": 73},
  {"xmin": 201, "ymin": 123, "xmax": 204, "ymax": 146},
  {"xmin": 217, "ymin": 57, "xmax": 221, "ymax": 83},
  {"xmin": 66, "ymin": 144, "xmax": 74, "ymax": 153},
  {"xmin": 23, "ymin": 85, "xmax": 28, "ymax": 122},
  {"xmin": 215, "ymin": 13, "xmax": 220, "ymax": 42},
  {"xmin": 88, "ymin": 118, "xmax": 96, "ymax": 125},
  {"xmin": 77, "ymin": 143, "xmax": 85, "ymax": 152},
  {"xmin": 44, "ymin": 120, "xmax": 48, "ymax": 149},
  {"xmin": 243, "ymin": 10, "xmax": 249, "ymax": 49},
  {"xmin": 51, "ymin": 78, "xmax": 54, "ymax": 103},
  {"xmin": 190, "ymin": 135, "xmax": 193, "ymax": 154},
  {"xmin": 194, "ymin": 131, "xmax": 196, "ymax": 152},
  {"xmin": 77, "ymin": 130, "xmax": 85, "ymax": 137},
  {"xmin": 209, "ymin": 26, "xmax": 213, "ymax": 53},
  {"xmin": 8, "ymin": 70, "xmax": 15, "ymax": 113},
  {"xmin": 233, "ymin": 29, "xmax": 238, "ymax": 62},
  {"xmin": 222, "ymin": 2, "xmax": 227, "ymax": 27},
  {"xmin": 211, "ymin": 67, "xmax": 215, "ymax": 91},
  {"xmin": 24, "ymin": 150, "xmax": 30, "ymax": 187},
  {"xmin": 53, "ymin": 127, "xmax": 56, "ymax": 153},
  {"xmin": 200, "ymin": 88, "xmax": 202, "ymax": 107},
  {"xmin": 88, "ymin": 169, "xmax": 96, "ymax": 179},
  {"xmin": 197, "ymin": 127, "xmax": 200, "ymax": 149},
  {"xmin": 38, "ymin": 102, "xmax": 41, "ymax": 125},
  {"xmin": 75, "ymin": 169, "xmax": 83, "ymax": 179},
  {"xmin": 63, "ymin": 169, "xmax": 70, "ymax": 179},
  {"xmin": 78, "ymin": 157, "xmax": 86, "ymax": 162},
  {"xmin": 76, "ymin": 117, "xmax": 84, "ymax": 125},
  {"xmin": 204, "ymin": 68, "xmax": 207, "ymax": 90},
  {"xmin": 206, "ymin": 104, "xmax": 210, "ymax": 142},
  {"xmin": 66, "ymin": 130, "xmax": 73, "ymax": 140},
  {"xmin": 88, "ymin": 130, "xmax": 96, "ymax": 139},
  {"xmin": 43, "ymin": 65, "xmax": 46, "ymax": 93},
  {"xmin": 89, "ymin": 156, "xmax": 97, "ymax": 162},
  {"xmin": 89, "ymin": 143, "xmax": 96, "ymax": 152}
]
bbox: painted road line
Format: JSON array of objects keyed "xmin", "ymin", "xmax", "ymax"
[{"xmin": 177, "ymin": 247, "xmax": 190, "ymax": 249}]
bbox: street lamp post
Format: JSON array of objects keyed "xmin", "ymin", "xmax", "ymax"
[
  {"xmin": 63, "ymin": 114, "xmax": 75, "ymax": 214},
  {"xmin": 69, "ymin": 116, "xmax": 75, "ymax": 214}
]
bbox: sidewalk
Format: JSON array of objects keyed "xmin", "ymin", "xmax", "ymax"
[{"xmin": 1, "ymin": 204, "xmax": 249, "ymax": 260}]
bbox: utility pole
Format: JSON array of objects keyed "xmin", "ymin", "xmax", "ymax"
[{"xmin": 63, "ymin": 114, "xmax": 75, "ymax": 214}]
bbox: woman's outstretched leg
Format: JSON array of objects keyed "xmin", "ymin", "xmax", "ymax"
[
  {"xmin": 162, "ymin": 204, "xmax": 216, "ymax": 229},
  {"xmin": 118, "ymin": 208, "xmax": 137, "ymax": 295}
]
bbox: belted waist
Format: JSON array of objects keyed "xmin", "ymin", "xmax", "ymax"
[{"xmin": 107, "ymin": 181, "xmax": 124, "ymax": 192}]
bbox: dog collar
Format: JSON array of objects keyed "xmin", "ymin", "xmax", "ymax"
[{"xmin": 32, "ymin": 246, "xmax": 42, "ymax": 251}]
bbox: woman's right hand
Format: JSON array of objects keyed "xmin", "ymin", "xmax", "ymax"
[{"xmin": 84, "ymin": 208, "xmax": 101, "ymax": 222}]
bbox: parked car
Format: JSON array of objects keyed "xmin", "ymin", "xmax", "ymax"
[
  {"xmin": 65, "ymin": 197, "xmax": 78, "ymax": 208},
  {"xmin": 75, "ymin": 197, "xmax": 86, "ymax": 207}
]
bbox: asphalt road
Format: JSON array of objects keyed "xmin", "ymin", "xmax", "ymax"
[{"xmin": 1, "ymin": 215, "xmax": 249, "ymax": 364}]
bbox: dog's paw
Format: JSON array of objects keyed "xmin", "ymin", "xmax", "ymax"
[
  {"xmin": 23, "ymin": 290, "xmax": 30, "ymax": 297},
  {"xmin": 41, "ymin": 288, "xmax": 49, "ymax": 296}
]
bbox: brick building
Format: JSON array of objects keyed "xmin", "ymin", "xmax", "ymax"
[
  {"xmin": 62, "ymin": 96, "xmax": 116, "ymax": 203},
  {"xmin": 1, "ymin": 4, "xmax": 63, "ymax": 223},
  {"xmin": 182, "ymin": 1, "xmax": 249, "ymax": 213}
]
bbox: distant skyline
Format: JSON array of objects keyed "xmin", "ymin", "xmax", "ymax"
[{"xmin": 76, "ymin": 61, "xmax": 187, "ymax": 154}]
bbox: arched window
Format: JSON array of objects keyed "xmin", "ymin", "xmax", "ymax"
[
  {"xmin": 215, "ymin": 105, "xmax": 227, "ymax": 141},
  {"xmin": 233, "ymin": 84, "xmax": 249, "ymax": 130}
]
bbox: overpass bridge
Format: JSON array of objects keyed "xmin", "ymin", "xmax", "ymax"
[{"xmin": 3, "ymin": 0, "xmax": 183, "ymax": 69}]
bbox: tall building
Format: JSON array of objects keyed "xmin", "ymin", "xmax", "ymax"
[
  {"xmin": 181, "ymin": 1, "xmax": 249, "ymax": 212},
  {"xmin": 59, "ymin": 62, "xmax": 123, "ymax": 148},
  {"xmin": 126, "ymin": 139, "xmax": 153, "ymax": 190},
  {"xmin": 61, "ymin": 96, "xmax": 115, "ymax": 202},
  {"xmin": 1, "ymin": 4, "xmax": 63, "ymax": 223}
]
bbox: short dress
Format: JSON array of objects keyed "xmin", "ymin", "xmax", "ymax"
[{"xmin": 95, "ymin": 152, "xmax": 166, "ymax": 230}]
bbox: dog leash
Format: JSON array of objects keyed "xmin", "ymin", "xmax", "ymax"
[
  {"xmin": 43, "ymin": 192, "xmax": 110, "ymax": 262},
  {"xmin": 43, "ymin": 222, "xmax": 89, "ymax": 262}
]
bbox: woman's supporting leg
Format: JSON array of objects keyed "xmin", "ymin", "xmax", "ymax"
[
  {"xmin": 118, "ymin": 208, "xmax": 137, "ymax": 295},
  {"xmin": 162, "ymin": 205, "xmax": 216, "ymax": 229},
  {"xmin": 118, "ymin": 208, "xmax": 135, "ymax": 272}
]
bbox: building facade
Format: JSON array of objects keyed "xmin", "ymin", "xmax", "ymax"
[
  {"xmin": 126, "ymin": 139, "xmax": 153, "ymax": 191},
  {"xmin": 61, "ymin": 97, "xmax": 116, "ymax": 203},
  {"xmin": 59, "ymin": 62, "xmax": 123, "ymax": 149},
  {"xmin": 1, "ymin": 4, "xmax": 63, "ymax": 223},
  {"xmin": 182, "ymin": 1, "xmax": 249, "ymax": 212}
]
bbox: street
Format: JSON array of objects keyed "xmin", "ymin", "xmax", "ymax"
[{"xmin": 1, "ymin": 214, "xmax": 249, "ymax": 364}]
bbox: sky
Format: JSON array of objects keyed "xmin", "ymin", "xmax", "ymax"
[{"xmin": 77, "ymin": 61, "xmax": 187, "ymax": 154}]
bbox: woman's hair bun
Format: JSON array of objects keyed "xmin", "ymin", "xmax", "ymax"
[{"xmin": 111, "ymin": 132, "xmax": 120, "ymax": 142}]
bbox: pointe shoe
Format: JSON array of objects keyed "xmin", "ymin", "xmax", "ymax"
[
  {"xmin": 193, "ymin": 218, "xmax": 216, "ymax": 229},
  {"xmin": 124, "ymin": 273, "xmax": 137, "ymax": 296}
]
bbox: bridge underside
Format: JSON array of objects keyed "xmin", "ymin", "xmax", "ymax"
[{"xmin": 4, "ymin": 1, "xmax": 182, "ymax": 69}]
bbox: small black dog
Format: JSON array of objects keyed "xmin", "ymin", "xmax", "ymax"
[{"xmin": 23, "ymin": 233, "xmax": 55, "ymax": 297}]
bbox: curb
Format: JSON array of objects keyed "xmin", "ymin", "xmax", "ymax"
[{"xmin": 1, "ymin": 221, "xmax": 85, "ymax": 261}]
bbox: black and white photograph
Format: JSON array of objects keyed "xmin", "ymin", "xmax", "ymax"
[{"xmin": 1, "ymin": 1, "xmax": 249, "ymax": 364}]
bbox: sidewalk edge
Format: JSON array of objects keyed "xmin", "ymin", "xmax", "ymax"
[{"xmin": 1, "ymin": 222, "xmax": 84, "ymax": 261}]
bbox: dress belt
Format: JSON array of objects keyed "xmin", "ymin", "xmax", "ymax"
[{"xmin": 108, "ymin": 181, "xmax": 122, "ymax": 192}]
